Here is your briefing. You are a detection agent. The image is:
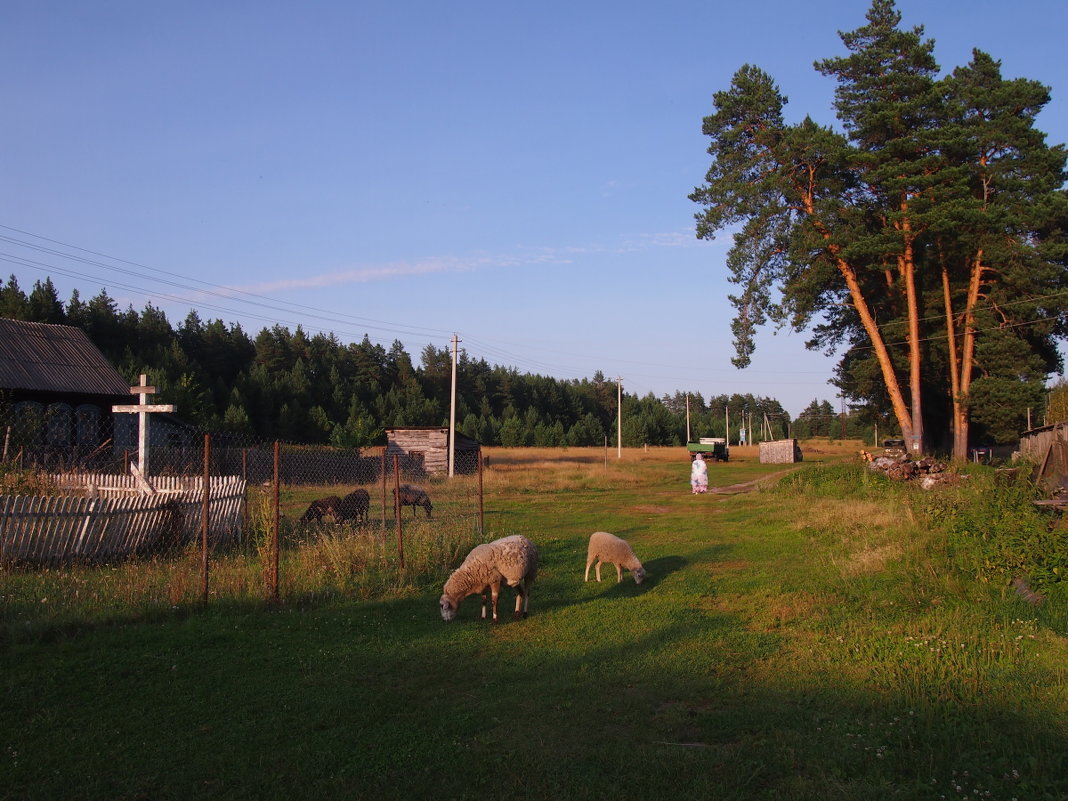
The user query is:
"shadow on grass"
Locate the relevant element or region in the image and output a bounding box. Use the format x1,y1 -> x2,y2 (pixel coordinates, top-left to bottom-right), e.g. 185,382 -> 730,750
6,581 -> 1068,801
639,555 -> 688,588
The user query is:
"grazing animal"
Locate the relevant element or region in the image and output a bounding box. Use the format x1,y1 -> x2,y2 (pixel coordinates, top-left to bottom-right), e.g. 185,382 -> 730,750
300,495 -> 341,523
394,483 -> 433,518
334,489 -> 370,526
440,534 -> 538,623
585,530 -> 646,584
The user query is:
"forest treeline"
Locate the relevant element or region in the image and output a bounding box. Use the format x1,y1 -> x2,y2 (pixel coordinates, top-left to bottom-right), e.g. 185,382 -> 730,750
0,275 -> 864,447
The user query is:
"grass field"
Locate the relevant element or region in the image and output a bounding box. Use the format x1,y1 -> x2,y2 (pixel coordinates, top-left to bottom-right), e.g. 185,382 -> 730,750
2,443 -> 1067,800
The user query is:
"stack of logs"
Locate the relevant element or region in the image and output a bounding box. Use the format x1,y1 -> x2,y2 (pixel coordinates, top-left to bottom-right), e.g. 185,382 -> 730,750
859,451 -> 960,488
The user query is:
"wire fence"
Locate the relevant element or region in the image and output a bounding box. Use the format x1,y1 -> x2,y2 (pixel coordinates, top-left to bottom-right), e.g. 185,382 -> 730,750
1,421 -> 488,609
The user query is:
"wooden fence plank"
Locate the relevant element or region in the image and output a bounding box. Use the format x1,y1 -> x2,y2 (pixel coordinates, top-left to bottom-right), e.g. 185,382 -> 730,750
0,475 -> 247,565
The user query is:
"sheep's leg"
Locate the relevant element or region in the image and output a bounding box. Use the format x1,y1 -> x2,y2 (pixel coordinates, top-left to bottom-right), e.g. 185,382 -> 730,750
584,560 -> 593,582
615,563 -> 623,583
480,590 -> 489,620
512,581 -> 527,619
595,561 -> 603,582
489,582 -> 500,623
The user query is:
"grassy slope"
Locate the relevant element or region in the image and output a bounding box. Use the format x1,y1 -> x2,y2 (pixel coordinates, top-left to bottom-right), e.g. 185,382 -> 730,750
2,444 -> 1067,800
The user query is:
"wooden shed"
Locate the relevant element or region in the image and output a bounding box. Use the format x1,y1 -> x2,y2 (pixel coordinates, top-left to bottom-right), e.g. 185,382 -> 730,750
759,438 -> 803,464
384,427 -> 481,476
0,318 -> 130,465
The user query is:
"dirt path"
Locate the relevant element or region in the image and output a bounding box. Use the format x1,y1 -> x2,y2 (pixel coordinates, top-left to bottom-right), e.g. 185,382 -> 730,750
708,467 -> 800,495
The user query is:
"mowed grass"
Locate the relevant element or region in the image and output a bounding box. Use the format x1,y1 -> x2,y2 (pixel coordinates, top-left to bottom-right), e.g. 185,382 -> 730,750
2,443 -> 1067,800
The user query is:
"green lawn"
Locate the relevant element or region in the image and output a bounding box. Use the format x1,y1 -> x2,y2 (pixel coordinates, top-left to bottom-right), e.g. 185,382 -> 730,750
2,447 -> 1066,800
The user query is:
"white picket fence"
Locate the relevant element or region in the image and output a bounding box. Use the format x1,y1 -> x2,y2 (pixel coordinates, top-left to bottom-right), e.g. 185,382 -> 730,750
0,474 -> 247,565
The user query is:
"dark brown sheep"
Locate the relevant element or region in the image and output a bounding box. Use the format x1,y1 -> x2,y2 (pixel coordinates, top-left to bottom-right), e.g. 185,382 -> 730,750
334,489 -> 370,526
299,495 -> 341,523
393,483 -> 433,518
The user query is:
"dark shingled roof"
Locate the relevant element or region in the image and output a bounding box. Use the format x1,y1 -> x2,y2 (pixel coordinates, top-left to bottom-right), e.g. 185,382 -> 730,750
0,318 -> 129,397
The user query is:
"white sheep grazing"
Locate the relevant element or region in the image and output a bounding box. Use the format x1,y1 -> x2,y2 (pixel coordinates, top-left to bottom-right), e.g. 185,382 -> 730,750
439,534 -> 538,623
585,530 -> 646,584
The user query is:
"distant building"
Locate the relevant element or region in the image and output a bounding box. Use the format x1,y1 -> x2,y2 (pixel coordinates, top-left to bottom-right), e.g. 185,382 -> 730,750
385,427 -> 481,476
759,438 -> 803,464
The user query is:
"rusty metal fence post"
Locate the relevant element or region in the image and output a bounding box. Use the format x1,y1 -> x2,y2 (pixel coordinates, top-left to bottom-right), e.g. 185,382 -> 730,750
270,441 -> 280,603
240,447 -> 249,532
478,450 -> 485,535
392,453 -> 404,569
380,447 -> 387,540
200,433 -> 211,604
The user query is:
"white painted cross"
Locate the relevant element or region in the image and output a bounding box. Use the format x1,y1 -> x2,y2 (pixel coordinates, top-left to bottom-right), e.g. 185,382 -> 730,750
111,374 -> 176,478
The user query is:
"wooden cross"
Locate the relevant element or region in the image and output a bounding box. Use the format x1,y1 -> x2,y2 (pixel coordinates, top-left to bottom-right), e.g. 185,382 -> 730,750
111,374 -> 176,478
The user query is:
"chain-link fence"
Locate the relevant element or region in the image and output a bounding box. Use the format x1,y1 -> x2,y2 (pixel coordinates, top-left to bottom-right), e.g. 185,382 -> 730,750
1,415 -> 487,608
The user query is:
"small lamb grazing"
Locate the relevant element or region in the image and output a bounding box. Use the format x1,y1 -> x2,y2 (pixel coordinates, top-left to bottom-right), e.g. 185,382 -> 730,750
334,489 -> 370,526
394,483 -> 433,518
440,534 -> 538,623
300,495 -> 341,524
585,530 -> 646,584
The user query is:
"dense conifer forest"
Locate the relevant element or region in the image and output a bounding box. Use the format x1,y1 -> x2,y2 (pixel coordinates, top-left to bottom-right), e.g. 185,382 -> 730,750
0,275 -> 862,447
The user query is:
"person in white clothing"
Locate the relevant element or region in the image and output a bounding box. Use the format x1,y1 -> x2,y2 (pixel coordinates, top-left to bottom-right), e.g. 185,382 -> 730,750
690,452 -> 708,494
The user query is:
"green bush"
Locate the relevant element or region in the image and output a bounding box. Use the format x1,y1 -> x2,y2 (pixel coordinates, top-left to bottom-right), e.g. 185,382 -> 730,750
915,467 -> 1068,591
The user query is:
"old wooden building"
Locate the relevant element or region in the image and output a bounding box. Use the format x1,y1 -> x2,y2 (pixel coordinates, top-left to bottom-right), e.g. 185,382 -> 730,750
759,438 -> 803,464
384,427 -> 481,476
0,318 -> 130,466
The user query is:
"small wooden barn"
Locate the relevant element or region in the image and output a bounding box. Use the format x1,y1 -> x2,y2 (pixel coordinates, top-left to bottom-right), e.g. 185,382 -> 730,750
759,438 -> 803,464
384,427 -> 481,476
0,318 -> 130,465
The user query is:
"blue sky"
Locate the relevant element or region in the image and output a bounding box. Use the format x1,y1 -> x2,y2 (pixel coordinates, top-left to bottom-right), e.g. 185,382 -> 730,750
2,0 -> 1065,417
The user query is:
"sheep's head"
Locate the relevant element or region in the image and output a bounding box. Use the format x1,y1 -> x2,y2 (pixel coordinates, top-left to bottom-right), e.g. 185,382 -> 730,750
633,566 -> 646,585
439,595 -> 459,622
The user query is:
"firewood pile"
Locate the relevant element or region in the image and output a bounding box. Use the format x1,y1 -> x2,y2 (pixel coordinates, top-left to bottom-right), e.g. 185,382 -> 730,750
859,451 -> 962,488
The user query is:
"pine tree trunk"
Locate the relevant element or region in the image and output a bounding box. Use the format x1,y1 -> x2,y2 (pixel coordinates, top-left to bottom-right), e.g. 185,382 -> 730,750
956,250 -> 985,460
901,226 -> 925,456
836,255 -> 914,447
941,257 -> 969,462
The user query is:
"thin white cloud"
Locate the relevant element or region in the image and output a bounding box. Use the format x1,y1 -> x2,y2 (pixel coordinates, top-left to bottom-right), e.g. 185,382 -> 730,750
235,231 -> 704,293
243,258 -> 462,293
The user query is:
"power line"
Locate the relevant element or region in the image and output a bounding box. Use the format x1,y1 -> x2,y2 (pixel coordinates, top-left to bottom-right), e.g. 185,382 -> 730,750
0,224 -> 843,399
0,225 -> 455,340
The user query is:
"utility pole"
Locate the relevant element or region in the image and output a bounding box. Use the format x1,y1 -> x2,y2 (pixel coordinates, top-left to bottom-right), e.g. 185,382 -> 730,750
685,394 -> 691,443
448,333 -> 460,477
616,376 -> 623,459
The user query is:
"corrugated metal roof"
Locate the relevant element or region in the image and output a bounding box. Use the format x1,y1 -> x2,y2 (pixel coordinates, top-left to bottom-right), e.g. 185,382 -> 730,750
0,318 -> 130,396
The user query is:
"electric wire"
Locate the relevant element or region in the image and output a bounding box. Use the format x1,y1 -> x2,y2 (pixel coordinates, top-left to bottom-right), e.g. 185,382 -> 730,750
16,223 -> 1063,398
